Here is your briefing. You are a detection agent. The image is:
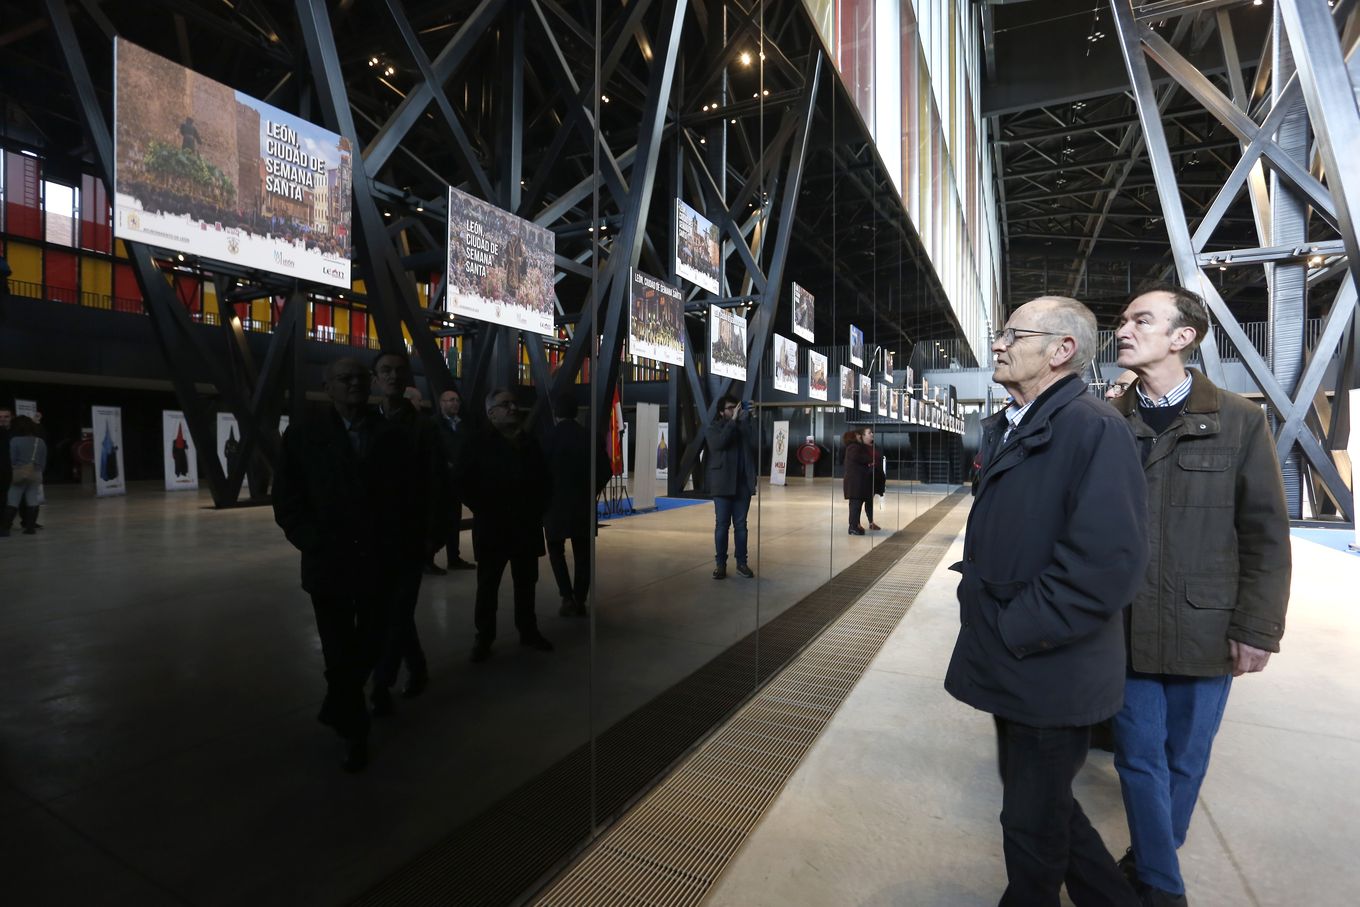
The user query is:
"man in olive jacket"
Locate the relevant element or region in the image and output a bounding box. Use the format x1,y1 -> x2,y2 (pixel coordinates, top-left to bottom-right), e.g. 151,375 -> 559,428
945,296 -> 1147,906
1109,286 -> 1290,907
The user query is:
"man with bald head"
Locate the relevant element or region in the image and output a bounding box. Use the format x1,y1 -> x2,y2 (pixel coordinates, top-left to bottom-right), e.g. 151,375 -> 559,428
273,357 -> 426,772
946,296 -> 1148,905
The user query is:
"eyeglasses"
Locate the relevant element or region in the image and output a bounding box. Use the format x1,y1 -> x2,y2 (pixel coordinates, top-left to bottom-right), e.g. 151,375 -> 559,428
992,327 -> 1063,347
490,400 -> 518,411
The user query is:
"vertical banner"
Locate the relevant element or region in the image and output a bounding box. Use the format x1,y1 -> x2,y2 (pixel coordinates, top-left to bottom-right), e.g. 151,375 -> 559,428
808,350 -> 829,400
675,199 -> 721,293
859,374 -> 872,413
770,420 -> 790,486
772,333 -> 799,394
216,412 -> 248,498
877,384 -> 890,417
709,305 -> 749,380
791,282 -> 815,342
92,406 -> 127,497
839,366 -> 855,409
849,324 -> 865,366
656,423 -> 670,482
163,410 -> 199,491
633,402 -> 661,510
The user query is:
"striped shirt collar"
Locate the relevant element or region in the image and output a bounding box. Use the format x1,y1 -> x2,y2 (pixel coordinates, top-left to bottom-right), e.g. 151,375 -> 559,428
1001,399 -> 1034,442
1136,371 -> 1193,408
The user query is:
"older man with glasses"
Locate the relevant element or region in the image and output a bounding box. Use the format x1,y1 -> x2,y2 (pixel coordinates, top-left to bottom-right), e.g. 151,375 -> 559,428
946,296 -> 1148,906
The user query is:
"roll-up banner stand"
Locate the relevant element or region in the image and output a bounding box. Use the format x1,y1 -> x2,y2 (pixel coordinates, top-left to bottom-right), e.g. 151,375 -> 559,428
163,410 -> 199,491
217,412 -> 248,499
770,421 -> 790,487
633,402 -> 661,510
92,405 -> 127,497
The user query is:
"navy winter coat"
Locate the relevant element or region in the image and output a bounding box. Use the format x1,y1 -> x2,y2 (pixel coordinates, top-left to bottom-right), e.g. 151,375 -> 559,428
944,375 -> 1149,727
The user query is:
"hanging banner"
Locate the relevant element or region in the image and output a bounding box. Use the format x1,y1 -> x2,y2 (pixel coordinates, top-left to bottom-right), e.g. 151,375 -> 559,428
675,199 -> 720,293
15,399 -> 38,420
884,351 -> 895,381
808,350 -> 829,401
770,420 -> 790,486
162,410 -> 199,491
791,282 -> 815,342
709,304 -> 748,380
446,186 -> 556,336
849,324 -> 865,367
113,39 -> 352,288
629,269 -> 685,365
656,422 -> 670,482
773,332 -> 799,394
839,366 -> 855,409
877,383 -> 890,417
216,412 -> 248,498
92,405 -> 127,497
859,374 -> 872,413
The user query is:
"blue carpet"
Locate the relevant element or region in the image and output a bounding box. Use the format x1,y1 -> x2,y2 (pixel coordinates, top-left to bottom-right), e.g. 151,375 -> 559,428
1291,527 -> 1360,555
597,496 -> 709,520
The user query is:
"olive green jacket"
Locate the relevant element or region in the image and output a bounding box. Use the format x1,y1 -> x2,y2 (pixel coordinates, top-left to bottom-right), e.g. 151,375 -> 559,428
1112,369 -> 1291,676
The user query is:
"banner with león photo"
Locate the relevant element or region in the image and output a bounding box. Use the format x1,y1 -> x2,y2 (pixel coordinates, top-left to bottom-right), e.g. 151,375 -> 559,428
772,333 -> 798,394
446,186 -> 556,336
629,269 -> 685,366
676,199 -> 720,293
808,350 -> 829,401
709,305 -> 748,381
791,282 -> 815,342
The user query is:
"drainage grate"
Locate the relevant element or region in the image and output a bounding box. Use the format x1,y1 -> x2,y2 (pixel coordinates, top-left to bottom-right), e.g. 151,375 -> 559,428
530,496 -> 969,907
357,492 -> 967,907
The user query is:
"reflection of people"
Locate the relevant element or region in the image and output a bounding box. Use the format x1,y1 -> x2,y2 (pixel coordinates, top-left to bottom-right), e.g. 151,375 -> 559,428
1108,287 -> 1290,907
179,116 -> 201,153
430,389 -> 475,573
705,395 -> 756,579
459,389 -> 554,662
3,416 -> 46,537
272,358 -> 414,772
543,392 -> 611,618
841,429 -> 878,535
945,296 -> 1146,906
1104,369 -> 1138,401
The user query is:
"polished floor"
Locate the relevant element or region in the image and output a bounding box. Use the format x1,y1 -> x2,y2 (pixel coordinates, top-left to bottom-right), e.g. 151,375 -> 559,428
0,478 -> 947,906
707,525 -> 1360,907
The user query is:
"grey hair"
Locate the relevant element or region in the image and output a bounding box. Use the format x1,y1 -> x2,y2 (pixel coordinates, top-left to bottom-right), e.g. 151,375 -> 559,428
485,387 -> 514,414
1032,296 -> 1098,373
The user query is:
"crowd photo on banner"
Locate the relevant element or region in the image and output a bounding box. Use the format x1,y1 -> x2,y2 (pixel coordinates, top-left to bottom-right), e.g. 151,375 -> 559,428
709,305 -> 748,381
446,186 -> 556,337
628,269 -> 685,366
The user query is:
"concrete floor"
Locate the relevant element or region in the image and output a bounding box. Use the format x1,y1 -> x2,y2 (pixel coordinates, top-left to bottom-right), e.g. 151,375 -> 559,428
0,478 -> 946,906
706,523 -> 1360,907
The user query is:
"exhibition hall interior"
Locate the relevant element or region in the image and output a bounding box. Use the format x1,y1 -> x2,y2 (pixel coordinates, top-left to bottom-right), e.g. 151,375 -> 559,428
0,1 -> 1356,905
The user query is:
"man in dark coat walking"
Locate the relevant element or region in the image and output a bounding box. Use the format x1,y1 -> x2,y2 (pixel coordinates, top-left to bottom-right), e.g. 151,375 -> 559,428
945,296 -> 1148,906
705,394 -> 757,579
430,388 -> 475,573
543,391 -> 611,617
272,357 -> 426,772
458,388 -> 554,662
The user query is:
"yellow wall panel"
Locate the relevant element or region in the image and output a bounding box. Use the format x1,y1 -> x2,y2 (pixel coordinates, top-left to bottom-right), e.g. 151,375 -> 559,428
114,239 -> 129,259
6,242 -> 42,285
352,279 -> 367,296
401,321 -> 412,344
334,307 -> 350,338
251,299 -> 270,326
203,282 -> 219,319
81,257 -> 112,301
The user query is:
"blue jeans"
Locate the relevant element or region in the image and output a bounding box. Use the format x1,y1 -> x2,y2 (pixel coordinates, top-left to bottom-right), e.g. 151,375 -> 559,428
712,494 -> 751,566
1113,671 -> 1232,895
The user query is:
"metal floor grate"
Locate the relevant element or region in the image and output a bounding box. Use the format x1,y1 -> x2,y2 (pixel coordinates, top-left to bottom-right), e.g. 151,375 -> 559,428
531,496 -> 969,907
357,492 -> 967,907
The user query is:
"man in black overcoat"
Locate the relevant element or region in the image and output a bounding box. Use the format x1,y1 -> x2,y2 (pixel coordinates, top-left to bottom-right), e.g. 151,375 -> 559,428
430,388 -> 475,573
944,296 -> 1148,906
542,391 -> 611,617
705,394 -> 757,579
457,388 -> 554,662
272,357 -> 426,772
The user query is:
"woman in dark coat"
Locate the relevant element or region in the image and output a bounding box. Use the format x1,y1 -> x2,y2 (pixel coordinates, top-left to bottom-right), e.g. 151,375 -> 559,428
842,428 -> 879,534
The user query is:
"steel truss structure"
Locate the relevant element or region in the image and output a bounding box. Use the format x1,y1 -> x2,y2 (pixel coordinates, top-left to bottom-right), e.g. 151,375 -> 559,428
24,0 -> 964,506
1109,0 -> 1357,521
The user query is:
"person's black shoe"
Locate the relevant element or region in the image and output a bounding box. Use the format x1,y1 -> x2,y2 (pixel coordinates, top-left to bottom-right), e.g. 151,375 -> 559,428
735,563 -> 754,578
470,640 -> 492,662
1137,883 -> 1187,907
520,633 -> 554,652
868,522 -> 882,531
340,737 -> 368,773
712,564 -> 727,579
401,670 -> 429,699
423,560 -> 447,576
1117,848 -> 1137,885
848,526 -> 865,536
371,687 -> 395,717
559,596 -> 587,617
450,557 -> 477,570
21,527 -> 36,535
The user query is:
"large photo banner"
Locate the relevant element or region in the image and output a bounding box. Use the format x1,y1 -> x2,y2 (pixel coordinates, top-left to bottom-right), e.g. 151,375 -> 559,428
217,412 -> 248,498
114,39 -> 352,289
709,305 -> 748,381
849,324 -> 865,367
773,333 -> 798,394
791,282 -> 815,342
676,199 -> 720,293
770,421 -> 790,486
446,186 -> 556,336
163,410 -> 199,491
629,269 -> 685,365
839,366 -> 855,409
808,350 -> 829,401
92,406 -> 127,498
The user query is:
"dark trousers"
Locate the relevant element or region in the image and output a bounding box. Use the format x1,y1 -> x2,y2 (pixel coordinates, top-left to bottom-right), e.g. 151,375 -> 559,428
474,553 -> 539,642
439,496 -> 464,561
848,497 -> 873,527
993,716 -> 1138,907
310,583 -> 383,741
546,528 -> 590,601
373,566 -> 427,691
712,493 -> 751,565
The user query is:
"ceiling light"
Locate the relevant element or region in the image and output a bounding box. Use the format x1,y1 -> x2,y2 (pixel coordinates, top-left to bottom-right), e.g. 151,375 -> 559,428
601,95 -> 610,103
739,51 -> 752,66
1308,255 -> 1323,267
415,205 -> 423,212
368,57 -> 378,67
762,89 -> 770,96
385,66 -> 395,76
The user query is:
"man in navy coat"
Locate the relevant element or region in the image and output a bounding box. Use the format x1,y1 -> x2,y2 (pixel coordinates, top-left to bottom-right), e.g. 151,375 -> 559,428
945,296 -> 1148,906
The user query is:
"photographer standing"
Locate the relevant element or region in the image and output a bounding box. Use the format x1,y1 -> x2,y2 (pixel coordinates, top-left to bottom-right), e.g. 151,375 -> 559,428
705,395 -> 757,579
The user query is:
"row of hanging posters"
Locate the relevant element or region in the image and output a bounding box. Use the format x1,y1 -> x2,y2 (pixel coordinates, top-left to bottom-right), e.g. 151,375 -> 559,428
112,38 -> 353,288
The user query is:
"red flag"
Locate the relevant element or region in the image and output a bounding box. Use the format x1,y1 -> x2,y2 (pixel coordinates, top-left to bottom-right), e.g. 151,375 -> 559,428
608,383 -> 624,476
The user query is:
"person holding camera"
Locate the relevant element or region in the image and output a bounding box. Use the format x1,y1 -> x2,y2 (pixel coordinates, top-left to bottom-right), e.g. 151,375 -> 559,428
705,395 -> 757,579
